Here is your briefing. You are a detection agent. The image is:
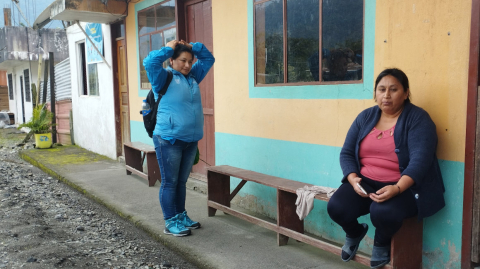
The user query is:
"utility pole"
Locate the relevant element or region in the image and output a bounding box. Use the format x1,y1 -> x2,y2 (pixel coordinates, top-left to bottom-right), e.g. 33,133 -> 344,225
49,52 -> 56,144
11,0 -> 31,27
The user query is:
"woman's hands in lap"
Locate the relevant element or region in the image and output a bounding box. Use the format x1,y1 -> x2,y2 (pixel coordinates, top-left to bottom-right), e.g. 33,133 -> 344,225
347,173 -> 399,202
369,185 -> 398,203
347,173 -> 369,198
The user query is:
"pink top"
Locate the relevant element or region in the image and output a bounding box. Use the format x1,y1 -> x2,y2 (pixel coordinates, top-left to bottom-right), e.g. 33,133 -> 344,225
359,125 -> 401,182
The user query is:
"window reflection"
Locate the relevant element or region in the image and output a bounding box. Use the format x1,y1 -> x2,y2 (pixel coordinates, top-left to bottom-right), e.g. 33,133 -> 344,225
287,0 -> 319,83
322,0 -> 363,82
254,0 -> 363,85
156,0 -> 175,30
255,0 -> 284,85
139,35 -> 151,89
138,8 -> 155,35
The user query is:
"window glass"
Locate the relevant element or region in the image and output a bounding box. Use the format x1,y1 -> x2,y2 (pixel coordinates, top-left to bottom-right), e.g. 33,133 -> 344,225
151,32 -> 164,51
155,0 -> 175,30
322,0 -> 363,82
287,0 -> 319,83
23,69 -> 31,102
164,28 -> 176,44
88,64 -> 99,96
255,0 -> 284,85
139,35 -> 151,89
8,74 -> 13,100
138,8 -> 155,35
138,1 -> 177,89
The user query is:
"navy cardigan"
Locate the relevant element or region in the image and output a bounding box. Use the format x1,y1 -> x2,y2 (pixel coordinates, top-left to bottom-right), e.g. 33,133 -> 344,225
340,102 -> 445,220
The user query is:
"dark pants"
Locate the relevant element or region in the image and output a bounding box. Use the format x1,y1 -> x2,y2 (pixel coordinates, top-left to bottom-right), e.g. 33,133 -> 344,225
327,176 -> 417,246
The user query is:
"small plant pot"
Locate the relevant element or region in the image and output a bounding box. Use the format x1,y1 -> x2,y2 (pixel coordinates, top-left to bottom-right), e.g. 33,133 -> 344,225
34,133 -> 52,149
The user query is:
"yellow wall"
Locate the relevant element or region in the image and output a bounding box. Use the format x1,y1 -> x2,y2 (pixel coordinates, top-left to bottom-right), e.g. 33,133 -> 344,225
374,0 -> 471,162
212,0 -> 471,163
126,0 -> 143,123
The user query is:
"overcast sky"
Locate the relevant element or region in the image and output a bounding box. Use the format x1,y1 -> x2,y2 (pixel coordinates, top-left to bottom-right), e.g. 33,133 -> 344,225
0,0 -> 62,28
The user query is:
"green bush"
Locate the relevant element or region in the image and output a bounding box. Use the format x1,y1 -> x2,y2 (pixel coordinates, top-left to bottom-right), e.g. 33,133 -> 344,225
18,104 -> 54,134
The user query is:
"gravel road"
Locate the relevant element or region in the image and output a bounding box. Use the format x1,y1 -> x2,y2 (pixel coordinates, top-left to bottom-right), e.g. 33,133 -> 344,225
0,129 -> 198,269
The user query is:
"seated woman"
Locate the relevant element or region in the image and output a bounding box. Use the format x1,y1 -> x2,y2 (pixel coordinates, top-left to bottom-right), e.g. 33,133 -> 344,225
327,68 -> 445,268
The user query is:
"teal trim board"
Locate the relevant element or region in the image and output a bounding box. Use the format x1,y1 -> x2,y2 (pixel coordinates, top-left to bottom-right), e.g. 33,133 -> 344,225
216,132 -> 463,269
135,0 -> 168,98
130,120 -> 154,146
248,0 -> 376,99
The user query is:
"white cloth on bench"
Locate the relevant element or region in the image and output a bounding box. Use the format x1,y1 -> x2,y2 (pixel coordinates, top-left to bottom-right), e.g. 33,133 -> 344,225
295,185 -> 336,220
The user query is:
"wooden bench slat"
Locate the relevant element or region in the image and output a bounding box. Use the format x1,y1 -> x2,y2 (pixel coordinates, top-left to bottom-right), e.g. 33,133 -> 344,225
208,165 -> 331,201
124,141 -> 156,153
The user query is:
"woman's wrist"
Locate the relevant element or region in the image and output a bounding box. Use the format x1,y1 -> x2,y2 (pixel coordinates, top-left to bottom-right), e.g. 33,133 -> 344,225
395,184 -> 401,195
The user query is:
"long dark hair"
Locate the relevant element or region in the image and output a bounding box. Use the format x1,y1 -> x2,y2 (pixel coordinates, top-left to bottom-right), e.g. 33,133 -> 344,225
374,68 -> 411,102
172,44 -> 194,60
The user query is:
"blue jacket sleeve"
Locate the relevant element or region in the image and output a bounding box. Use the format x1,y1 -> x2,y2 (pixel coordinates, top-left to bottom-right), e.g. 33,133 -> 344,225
401,110 -> 438,183
189,42 -> 215,83
143,47 -> 174,93
339,112 -> 364,182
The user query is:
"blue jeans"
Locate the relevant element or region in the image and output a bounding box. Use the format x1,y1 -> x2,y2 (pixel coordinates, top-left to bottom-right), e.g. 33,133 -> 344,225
153,136 -> 198,220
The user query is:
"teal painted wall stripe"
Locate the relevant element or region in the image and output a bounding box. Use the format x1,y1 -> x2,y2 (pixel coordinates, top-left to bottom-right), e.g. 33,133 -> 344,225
130,120 -> 154,146
247,0 -> 376,99
216,132 -> 463,269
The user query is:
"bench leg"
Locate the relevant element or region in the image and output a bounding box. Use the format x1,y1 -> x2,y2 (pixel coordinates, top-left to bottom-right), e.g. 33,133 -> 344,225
390,217 -> 423,269
146,152 -> 161,187
277,190 -> 304,246
124,146 -> 143,173
207,171 -> 230,217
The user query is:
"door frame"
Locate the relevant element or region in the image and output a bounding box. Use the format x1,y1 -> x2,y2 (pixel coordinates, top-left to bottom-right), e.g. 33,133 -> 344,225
463,0 -> 480,268
176,0 -> 215,177
111,19 -> 130,158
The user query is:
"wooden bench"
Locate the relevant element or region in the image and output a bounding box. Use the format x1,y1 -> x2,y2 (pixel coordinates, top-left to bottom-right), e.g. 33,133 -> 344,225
124,142 -> 161,187
207,165 -> 423,269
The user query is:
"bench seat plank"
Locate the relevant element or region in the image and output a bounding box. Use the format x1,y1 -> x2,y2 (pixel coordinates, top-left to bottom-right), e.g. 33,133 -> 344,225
208,165 -> 329,201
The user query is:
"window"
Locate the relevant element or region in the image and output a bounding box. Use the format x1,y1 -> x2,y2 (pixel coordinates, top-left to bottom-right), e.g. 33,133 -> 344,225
23,69 -> 31,102
7,74 -> 13,100
138,0 -> 176,89
254,0 -> 364,85
78,41 -> 99,96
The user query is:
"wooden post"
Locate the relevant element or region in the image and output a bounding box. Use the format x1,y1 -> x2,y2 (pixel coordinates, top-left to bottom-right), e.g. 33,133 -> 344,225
36,54 -> 42,106
49,52 -> 56,144
42,59 -> 49,104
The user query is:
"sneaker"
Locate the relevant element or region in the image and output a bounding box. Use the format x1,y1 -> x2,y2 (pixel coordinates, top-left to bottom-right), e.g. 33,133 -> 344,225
164,216 -> 191,237
177,211 -> 201,229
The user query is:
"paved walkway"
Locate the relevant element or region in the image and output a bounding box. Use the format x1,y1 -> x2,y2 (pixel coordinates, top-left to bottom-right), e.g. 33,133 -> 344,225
20,145 -> 367,269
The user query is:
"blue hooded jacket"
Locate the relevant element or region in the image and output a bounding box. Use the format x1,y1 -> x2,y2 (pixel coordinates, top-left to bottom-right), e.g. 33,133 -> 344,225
143,42 -> 215,143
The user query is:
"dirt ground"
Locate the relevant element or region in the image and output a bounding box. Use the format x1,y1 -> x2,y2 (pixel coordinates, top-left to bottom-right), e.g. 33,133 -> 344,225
0,128 -> 198,269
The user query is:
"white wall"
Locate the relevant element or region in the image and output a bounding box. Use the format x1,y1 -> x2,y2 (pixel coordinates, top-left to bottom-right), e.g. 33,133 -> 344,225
67,23 -> 117,159
7,63 -> 39,124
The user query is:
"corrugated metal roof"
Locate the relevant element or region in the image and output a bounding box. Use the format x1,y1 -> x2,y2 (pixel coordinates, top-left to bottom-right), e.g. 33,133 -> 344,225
42,58 -> 71,102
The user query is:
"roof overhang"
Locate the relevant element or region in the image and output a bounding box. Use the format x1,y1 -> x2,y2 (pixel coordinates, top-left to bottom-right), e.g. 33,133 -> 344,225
34,0 -> 127,29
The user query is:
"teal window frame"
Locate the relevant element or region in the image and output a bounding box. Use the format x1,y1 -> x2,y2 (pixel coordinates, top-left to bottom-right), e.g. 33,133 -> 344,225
248,0 -> 376,99
135,0 -> 176,97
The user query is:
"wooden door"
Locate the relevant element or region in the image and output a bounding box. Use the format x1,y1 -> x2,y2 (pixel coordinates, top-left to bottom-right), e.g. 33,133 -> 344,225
184,0 -> 214,177
117,39 -> 130,154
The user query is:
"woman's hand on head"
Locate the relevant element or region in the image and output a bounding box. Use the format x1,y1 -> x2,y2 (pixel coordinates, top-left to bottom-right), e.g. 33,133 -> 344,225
369,185 -> 398,203
166,40 -> 178,49
179,40 -> 193,49
347,173 -> 369,198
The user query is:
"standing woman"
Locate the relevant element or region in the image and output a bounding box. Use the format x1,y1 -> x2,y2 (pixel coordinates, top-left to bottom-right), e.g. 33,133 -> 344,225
143,40 -> 215,237
327,68 -> 445,268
